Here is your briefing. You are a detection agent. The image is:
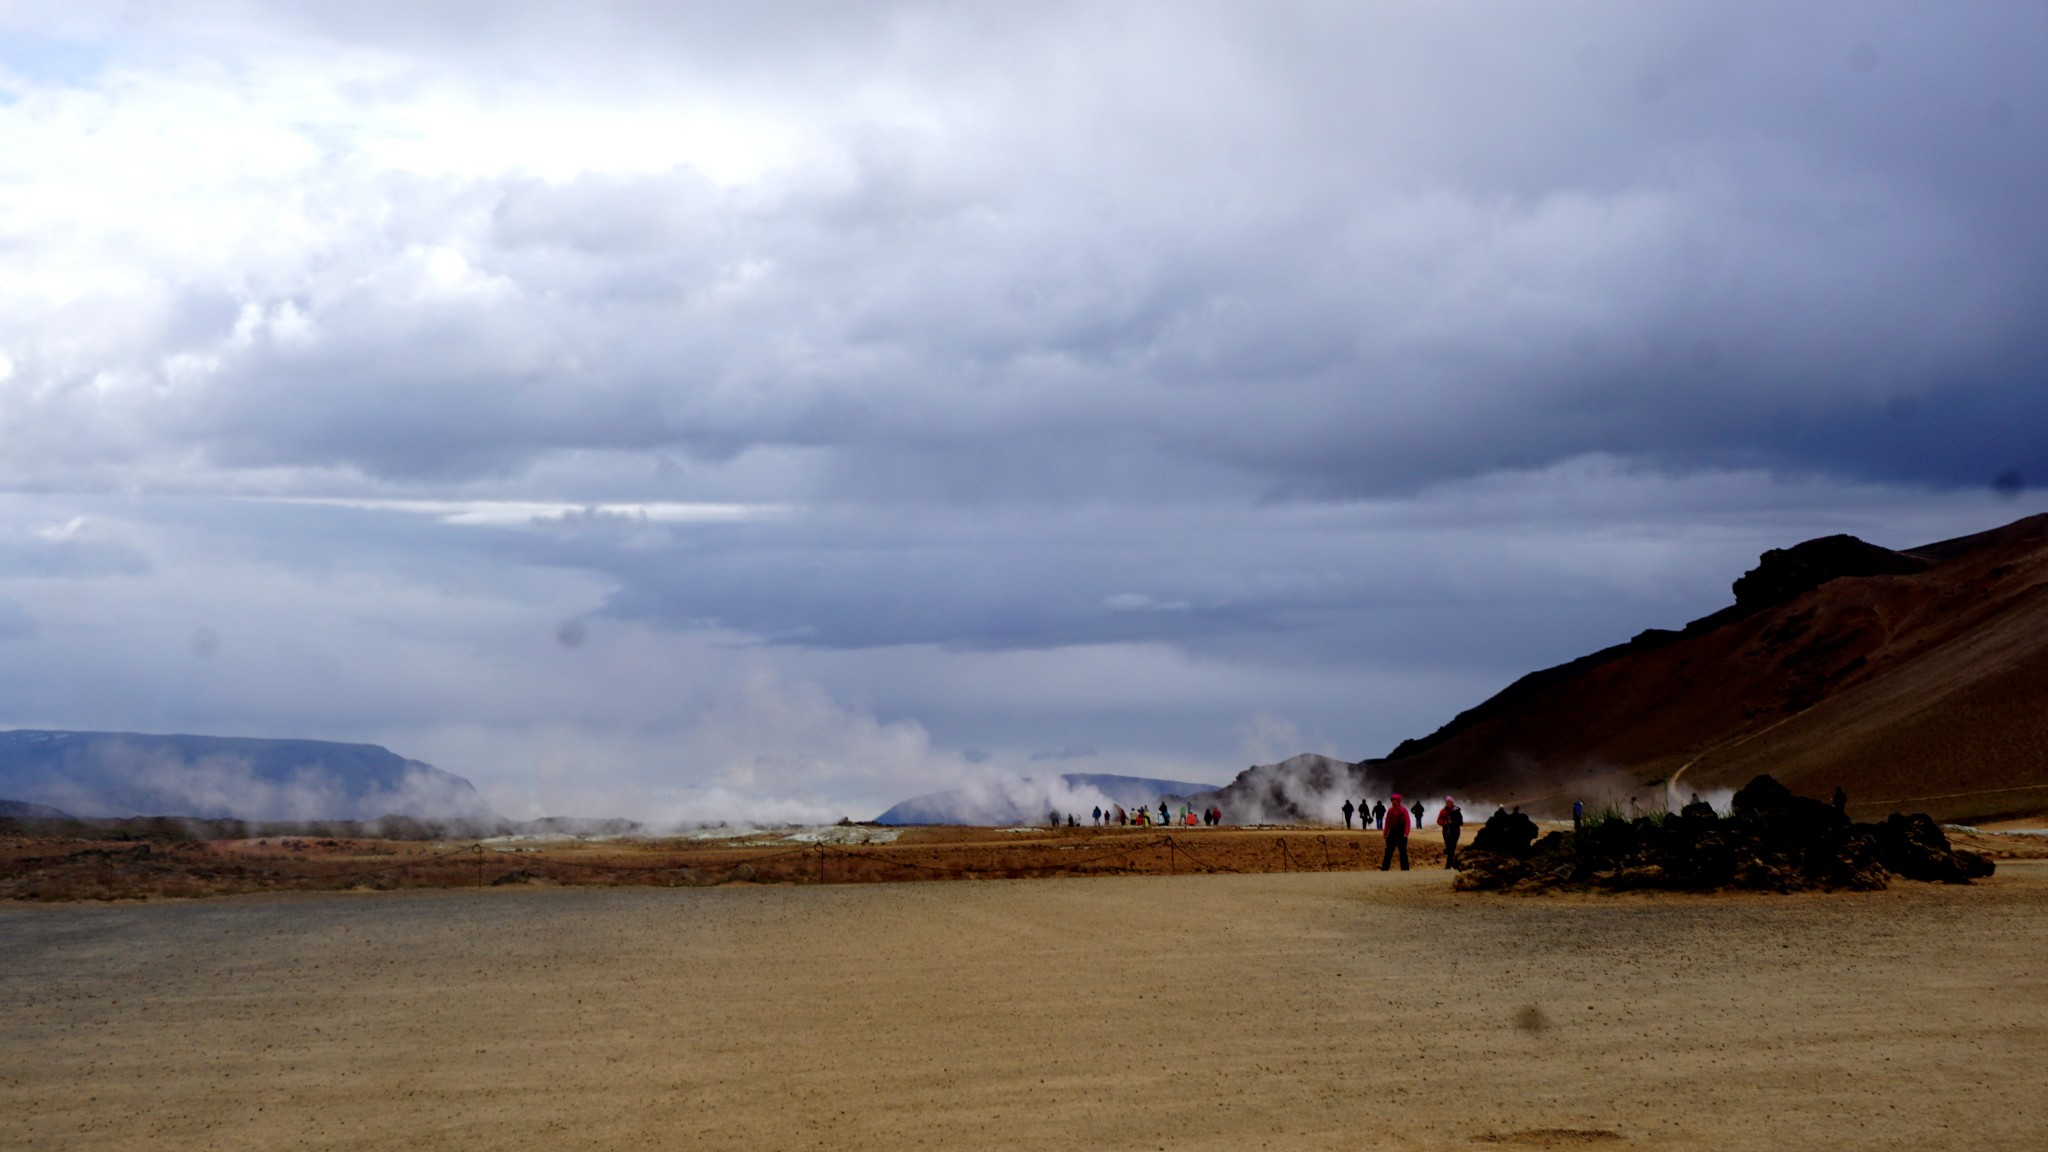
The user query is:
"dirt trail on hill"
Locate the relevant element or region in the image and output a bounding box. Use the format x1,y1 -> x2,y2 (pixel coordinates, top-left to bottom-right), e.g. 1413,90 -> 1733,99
5,867 -> 2048,1151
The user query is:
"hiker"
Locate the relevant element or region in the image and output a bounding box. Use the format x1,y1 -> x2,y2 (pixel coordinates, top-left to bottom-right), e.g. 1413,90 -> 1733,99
1159,801 -> 1170,825
1050,811 -> 1061,829
1093,806 -> 1103,826
1341,799 -> 1356,830
1436,796 -> 1464,869
1572,799 -> 1584,830
1067,813 -> 1077,828
1371,799 -> 1386,830
1410,798 -> 1425,831
1380,792 -> 1411,871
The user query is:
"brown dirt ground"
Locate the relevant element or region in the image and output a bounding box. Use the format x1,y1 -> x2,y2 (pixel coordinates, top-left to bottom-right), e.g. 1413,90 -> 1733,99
4,861 -> 2047,1150
0,827 -> 1465,900
7,823 -> 2042,902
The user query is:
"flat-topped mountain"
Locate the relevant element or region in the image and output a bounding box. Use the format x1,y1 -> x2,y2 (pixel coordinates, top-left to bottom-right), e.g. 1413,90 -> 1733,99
0,730 -> 496,822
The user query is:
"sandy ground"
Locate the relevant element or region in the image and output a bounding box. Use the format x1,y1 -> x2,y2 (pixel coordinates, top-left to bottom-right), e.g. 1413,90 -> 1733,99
4,864 -> 2047,1151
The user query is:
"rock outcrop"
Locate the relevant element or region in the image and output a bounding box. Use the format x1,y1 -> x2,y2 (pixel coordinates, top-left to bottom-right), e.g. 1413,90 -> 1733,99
1452,774 -> 1995,893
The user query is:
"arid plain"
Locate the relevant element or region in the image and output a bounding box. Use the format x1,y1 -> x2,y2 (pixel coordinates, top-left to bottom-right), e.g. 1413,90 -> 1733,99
6,862 -> 2048,1151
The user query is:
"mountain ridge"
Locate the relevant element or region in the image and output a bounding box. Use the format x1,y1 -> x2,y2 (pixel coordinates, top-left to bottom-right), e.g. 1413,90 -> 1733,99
0,730 -> 496,822
1201,512 -> 2048,825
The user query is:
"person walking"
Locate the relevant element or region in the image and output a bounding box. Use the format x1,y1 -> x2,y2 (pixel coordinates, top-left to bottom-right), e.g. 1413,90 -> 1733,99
1410,798 -> 1425,833
1371,799 -> 1386,830
1093,806 -> 1103,826
1379,793 -> 1412,871
1436,796 -> 1464,869
1341,798 -> 1356,830
1572,799 -> 1584,831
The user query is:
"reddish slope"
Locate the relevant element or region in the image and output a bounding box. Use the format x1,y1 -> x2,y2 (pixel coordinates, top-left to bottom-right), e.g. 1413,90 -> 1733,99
1368,513 -> 2048,823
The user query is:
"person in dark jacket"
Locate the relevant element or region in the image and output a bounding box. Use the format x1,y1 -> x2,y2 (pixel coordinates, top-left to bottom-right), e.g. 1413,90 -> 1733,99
1371,800 -> 1386,830
1410,799 -> 1425,831
1380,793 -> 1411,871
1436,796 -> 1464,869
1341,798 -> 1356,830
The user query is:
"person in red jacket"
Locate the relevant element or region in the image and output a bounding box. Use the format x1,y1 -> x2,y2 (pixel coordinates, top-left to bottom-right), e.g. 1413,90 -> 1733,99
1380,792 -> 1411,871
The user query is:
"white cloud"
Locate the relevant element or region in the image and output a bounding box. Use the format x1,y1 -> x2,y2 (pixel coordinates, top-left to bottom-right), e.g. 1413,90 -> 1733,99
258,498 -> 791,527
0,4 -> 2045,821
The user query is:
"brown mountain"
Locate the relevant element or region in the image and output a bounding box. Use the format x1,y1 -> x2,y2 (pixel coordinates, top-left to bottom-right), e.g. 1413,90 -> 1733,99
1380,511 -> 2048,823
1206,512 -> 2048,825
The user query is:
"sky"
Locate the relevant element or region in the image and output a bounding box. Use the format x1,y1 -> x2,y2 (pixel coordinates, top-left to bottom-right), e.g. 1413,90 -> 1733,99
1,1 -> 2043,822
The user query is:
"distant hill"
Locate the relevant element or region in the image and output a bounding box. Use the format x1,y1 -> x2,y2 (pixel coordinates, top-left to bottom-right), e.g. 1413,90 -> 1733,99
876,773 -> 1219,826
0,730 -> 496,822
1173,754 -> 1372,825
0,798 -> 72,819
1206,512 -> 2048,825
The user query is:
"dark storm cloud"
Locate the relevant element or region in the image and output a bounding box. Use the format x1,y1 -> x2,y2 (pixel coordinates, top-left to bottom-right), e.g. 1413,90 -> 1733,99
6,2 -> 2048,815
8,2 -> 2045,501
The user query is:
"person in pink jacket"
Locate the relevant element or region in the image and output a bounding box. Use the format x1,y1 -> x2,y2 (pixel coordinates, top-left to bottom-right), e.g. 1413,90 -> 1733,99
1380,792 -> 1412,871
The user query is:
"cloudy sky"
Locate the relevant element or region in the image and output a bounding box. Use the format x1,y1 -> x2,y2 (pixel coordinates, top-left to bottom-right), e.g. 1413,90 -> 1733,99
2,1 -> 2042,821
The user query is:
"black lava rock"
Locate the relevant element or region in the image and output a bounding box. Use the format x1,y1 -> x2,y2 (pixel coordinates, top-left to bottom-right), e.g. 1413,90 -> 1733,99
1452,774 -> 1992,895
1470,808 -> 1541,856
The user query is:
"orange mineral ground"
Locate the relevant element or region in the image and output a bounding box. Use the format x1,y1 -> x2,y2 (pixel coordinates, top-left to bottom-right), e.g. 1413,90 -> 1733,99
6,862 -> 2048,1151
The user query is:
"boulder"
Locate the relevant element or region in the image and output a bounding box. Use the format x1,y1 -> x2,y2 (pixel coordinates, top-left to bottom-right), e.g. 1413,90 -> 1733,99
1732,773 -> 1847,853
1449,850 -> 1531,891
1805,827 -> 1889,891
1447,775 -> 1990,896
1876,813 -> 1993,884
1470,808 -> 1541,856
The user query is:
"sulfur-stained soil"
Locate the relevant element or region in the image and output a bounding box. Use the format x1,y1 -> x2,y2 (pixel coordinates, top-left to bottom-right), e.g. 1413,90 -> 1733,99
0,825 -> 1462,901
4,861 -> 2048,1151
7,821 -> 2045,902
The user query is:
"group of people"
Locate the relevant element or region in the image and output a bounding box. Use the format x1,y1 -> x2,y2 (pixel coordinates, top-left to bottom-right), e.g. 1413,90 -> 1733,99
1046,793 -> 1465,872
1060,803 -> 1226,829
1341,796 -> 1425,833
1340,794 -> 1464,871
